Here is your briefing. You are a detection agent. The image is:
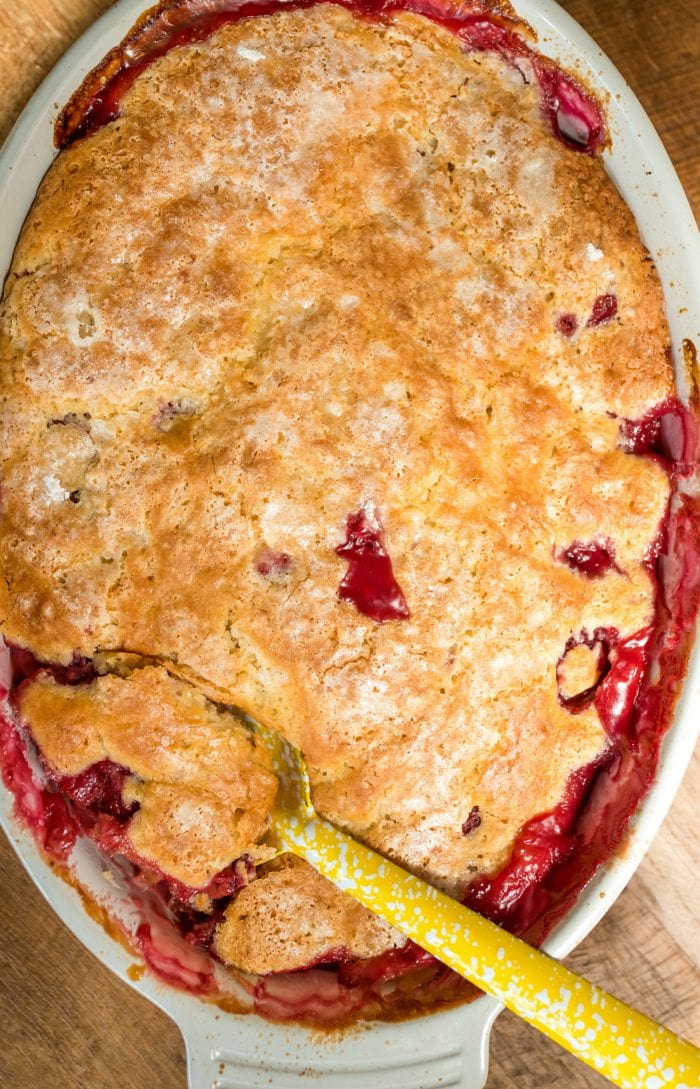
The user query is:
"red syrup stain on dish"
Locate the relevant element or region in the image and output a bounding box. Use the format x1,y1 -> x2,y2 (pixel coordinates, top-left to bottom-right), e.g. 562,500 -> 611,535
54,0 -> 605,156
336,504 -> 410,622
587,292 -> 618,327
559,537 -> 621,578
252,941 -> 465,1024
108,852 -> 219,993
253,944 -> 464,1023
252,967 -> 365,1022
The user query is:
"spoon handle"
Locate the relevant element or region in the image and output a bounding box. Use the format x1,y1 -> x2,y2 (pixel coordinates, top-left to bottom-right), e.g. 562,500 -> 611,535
278,812 -> 700,1089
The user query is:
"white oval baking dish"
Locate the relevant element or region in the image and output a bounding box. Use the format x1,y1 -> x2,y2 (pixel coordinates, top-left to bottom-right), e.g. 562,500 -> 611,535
0,2 -> 698,1087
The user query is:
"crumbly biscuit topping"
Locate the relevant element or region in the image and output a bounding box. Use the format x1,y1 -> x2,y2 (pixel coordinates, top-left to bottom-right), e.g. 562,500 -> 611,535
17,666 -> 277,887
0,4 -> 672,915
215,856 -> 402,973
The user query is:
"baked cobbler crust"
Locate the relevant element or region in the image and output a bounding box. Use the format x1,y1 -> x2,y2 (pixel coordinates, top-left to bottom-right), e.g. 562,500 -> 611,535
0,4 -> 674,973
18,666 -> 277,887
215,855 -> 402,972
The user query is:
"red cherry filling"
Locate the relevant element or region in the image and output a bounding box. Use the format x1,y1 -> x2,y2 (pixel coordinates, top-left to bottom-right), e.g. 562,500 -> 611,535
9,645 -> 96,688
337,939 -> 437,986
336,505 -> 410,623
59,770 -> 256,904
619,398 -> 697,475
469,491 -> 700,945
464,759 -> 597,931
0,710 -> 81,859
594,627 -> 651,744
461,805 -> 481,835
587,293 -> 618,327
531,64 -> 604,152
559,538 -> 620,578
47,759 -> 137,824
556,312 -> 578,337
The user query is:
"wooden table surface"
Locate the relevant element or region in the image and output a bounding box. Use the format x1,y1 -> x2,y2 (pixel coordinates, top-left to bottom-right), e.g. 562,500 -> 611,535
0,2 -> 698,1087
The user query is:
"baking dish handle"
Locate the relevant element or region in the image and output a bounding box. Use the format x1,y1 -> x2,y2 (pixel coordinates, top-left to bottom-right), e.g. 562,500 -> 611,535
180,997 -> 502,1089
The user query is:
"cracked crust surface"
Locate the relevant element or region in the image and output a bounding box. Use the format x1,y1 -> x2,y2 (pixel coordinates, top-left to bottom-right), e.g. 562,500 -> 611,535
0,0 -> 672,928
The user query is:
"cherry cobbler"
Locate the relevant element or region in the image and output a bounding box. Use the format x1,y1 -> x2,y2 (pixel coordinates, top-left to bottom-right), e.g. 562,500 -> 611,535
1,0 -> 699,1024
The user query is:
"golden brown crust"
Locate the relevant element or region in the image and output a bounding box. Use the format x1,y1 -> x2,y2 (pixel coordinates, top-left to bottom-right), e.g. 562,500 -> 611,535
215,856 -> 402,972
0,3 -> 673,942
17,666 -> 277,887
53,0 -> 529,147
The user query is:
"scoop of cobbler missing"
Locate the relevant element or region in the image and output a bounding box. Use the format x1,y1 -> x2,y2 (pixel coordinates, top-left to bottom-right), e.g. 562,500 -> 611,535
0,0 -> 699,1024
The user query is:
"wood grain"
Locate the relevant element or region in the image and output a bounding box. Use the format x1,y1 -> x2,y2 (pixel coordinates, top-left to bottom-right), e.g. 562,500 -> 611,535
0,2 -> 698,1087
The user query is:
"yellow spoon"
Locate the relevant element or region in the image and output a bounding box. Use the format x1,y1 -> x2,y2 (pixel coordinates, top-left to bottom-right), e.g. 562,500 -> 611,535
254,719 -> 700,1089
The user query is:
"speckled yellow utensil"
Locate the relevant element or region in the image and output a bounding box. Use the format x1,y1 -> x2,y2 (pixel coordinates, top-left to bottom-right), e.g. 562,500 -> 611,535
256,720 -> 700,1089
